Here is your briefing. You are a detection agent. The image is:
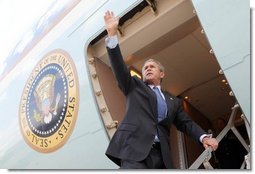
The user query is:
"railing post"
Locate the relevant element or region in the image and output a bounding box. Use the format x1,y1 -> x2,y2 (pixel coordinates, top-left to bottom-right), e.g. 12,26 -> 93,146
188,103 -> 239,169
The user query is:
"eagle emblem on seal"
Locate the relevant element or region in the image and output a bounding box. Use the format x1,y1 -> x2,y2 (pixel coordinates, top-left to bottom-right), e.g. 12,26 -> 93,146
33,74 -> 61,124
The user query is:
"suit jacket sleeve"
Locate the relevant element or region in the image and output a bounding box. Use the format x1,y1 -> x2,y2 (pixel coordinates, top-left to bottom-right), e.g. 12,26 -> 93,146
173,98 -> 207,144
106,45 -> 133,95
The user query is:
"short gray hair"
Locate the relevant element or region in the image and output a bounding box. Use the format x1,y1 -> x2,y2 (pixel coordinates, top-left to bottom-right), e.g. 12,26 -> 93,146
143,59 -> 165,72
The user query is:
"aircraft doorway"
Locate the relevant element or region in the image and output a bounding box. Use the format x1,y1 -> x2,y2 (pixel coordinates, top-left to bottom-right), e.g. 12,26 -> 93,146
87,0 -> 250,169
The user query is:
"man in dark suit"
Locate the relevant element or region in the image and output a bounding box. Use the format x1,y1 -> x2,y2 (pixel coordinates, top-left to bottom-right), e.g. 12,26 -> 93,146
104,10 -> 218,169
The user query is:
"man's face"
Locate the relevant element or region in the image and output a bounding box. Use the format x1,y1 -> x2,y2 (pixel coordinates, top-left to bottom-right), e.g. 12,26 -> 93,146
142,61 -> 164,86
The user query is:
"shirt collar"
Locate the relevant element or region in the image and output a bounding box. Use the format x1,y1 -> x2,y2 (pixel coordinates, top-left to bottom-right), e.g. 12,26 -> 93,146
148,85 -> 161,90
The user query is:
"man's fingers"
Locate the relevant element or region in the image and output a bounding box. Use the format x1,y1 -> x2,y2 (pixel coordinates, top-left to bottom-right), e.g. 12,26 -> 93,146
203,144 -> 208,149
106,10 -> 110,16
203,138 -> 218,151
104,10 -> 119,36
104,11 -> 114,18
104,11 -> 117,25
104,11 -> 110,20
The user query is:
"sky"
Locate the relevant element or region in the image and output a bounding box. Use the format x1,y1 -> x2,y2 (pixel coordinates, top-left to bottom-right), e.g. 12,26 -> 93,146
0,0 -> 254,76
0,0 -> 55,75
0,1 -> 254,76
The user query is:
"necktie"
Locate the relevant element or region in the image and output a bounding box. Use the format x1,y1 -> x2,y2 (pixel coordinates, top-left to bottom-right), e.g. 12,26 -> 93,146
153,87 -> 167,121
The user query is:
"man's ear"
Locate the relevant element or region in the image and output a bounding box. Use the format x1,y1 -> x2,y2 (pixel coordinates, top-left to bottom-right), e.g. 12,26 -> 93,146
160,72 -> 165,79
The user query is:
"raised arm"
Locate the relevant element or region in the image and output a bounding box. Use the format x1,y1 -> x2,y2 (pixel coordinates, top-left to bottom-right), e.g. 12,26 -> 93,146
104,11 -> 133,95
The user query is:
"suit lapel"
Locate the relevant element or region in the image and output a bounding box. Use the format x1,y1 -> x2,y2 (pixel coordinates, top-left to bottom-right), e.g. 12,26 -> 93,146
144,84 -> 158,120
142,81 -> 174,121
163,92 -> 174,119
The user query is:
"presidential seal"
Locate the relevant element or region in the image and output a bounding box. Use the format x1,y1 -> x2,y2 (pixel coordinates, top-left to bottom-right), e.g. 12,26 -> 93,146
19,49 -> 79,153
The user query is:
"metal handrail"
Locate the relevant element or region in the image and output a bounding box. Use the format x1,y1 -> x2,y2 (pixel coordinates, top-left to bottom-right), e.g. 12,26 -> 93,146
189,103 -> 250,169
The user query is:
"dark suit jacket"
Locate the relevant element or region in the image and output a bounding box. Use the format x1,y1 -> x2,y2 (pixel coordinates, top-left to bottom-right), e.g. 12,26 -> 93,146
105,45 -> 206,168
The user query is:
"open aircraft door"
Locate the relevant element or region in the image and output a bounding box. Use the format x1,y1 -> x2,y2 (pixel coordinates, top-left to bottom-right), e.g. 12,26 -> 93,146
189,0 -> 250,169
